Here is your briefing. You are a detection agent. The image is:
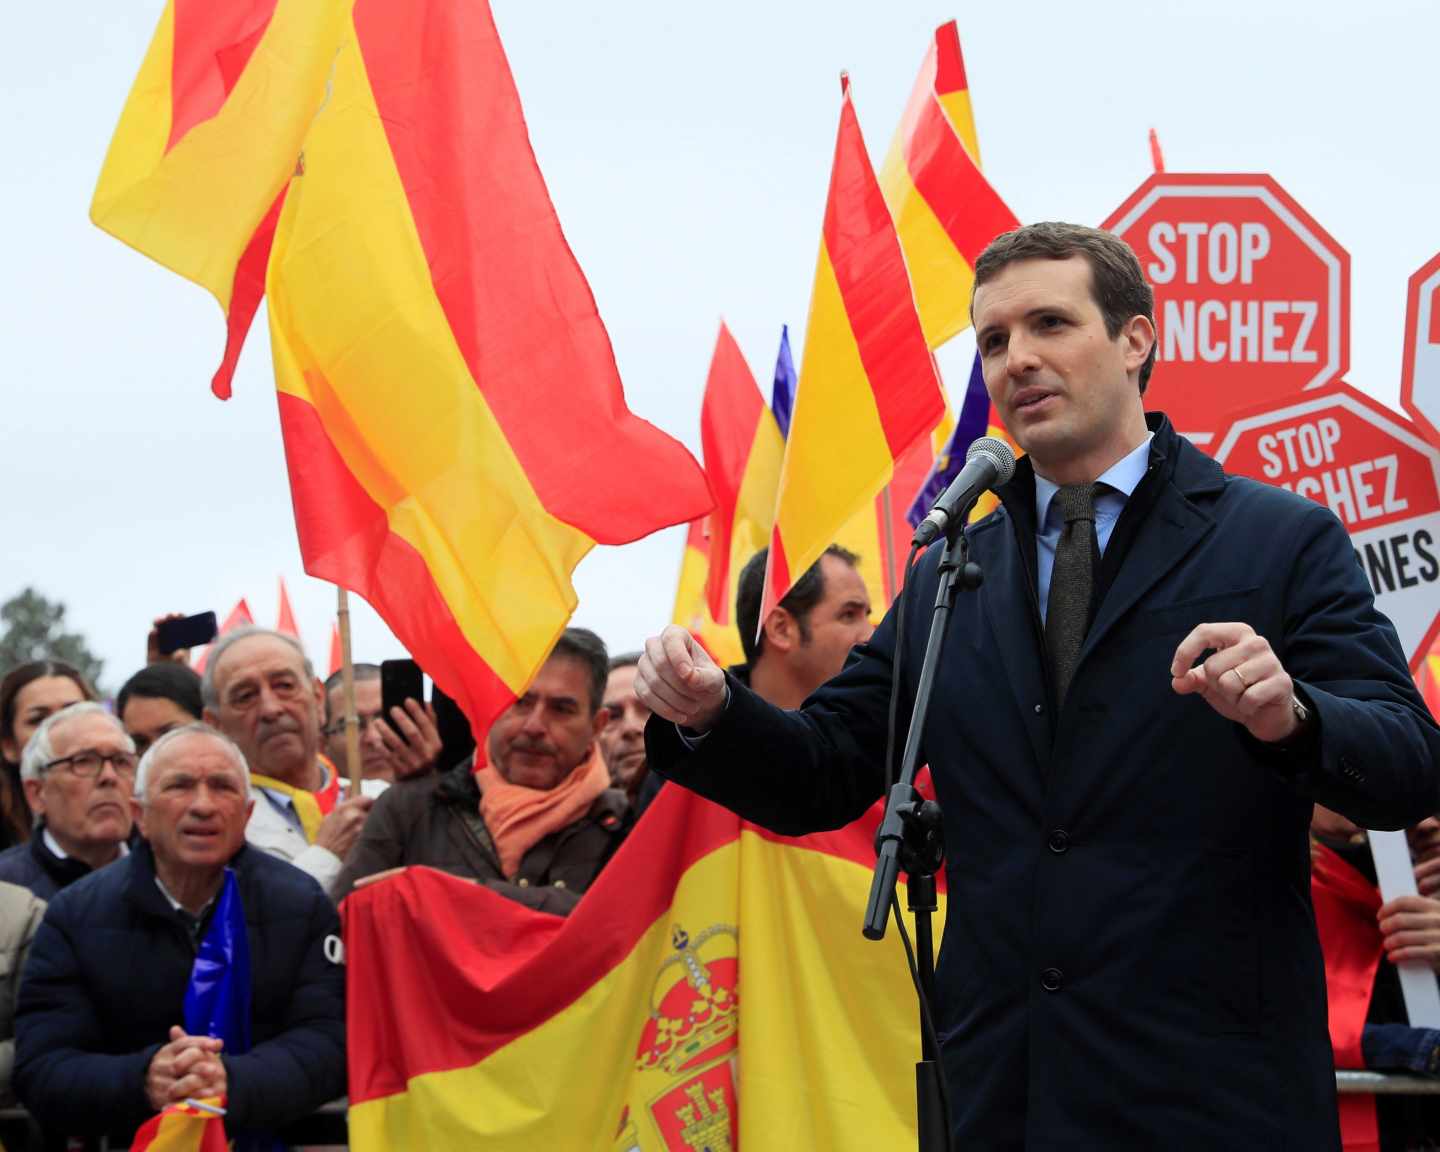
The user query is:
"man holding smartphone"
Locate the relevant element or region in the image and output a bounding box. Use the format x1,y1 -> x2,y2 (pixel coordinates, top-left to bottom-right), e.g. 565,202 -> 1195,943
321,663 -> 443,788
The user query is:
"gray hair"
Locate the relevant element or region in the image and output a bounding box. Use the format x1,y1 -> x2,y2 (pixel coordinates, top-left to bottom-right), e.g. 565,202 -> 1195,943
20,702 -> 133,784
135,723 -> 252,803
200,626 -> 315,711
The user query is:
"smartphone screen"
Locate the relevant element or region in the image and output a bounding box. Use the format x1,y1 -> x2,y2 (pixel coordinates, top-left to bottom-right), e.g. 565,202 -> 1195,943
431,681 -> 476,770
156,612 -> 219,655
379,659 -> 424,742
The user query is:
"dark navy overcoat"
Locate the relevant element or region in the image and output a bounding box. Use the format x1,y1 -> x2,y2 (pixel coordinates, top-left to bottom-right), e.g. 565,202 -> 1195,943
649,415 -> 1440,1150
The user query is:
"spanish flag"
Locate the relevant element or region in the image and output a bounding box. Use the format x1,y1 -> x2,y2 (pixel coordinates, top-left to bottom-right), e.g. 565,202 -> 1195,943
771,330 -> 952,615
671,518 -> 746,670
129,1098 -> 228,1152
100,0 -> 713,741
878,21 -> 1021,351
762,76 -> 946,620
90,0 -> 348,399
701,323 -> 785,624
344,785 -> 941,1149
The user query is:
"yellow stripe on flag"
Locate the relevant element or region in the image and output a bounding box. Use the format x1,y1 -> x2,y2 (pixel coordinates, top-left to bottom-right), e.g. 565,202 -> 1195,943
267,21 -> 591,695
91,0 -> 345,310
774,245 -> 897,587
672,535 -> 747,669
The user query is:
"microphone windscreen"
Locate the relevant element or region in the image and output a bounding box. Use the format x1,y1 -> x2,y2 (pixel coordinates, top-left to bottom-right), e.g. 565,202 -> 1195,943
964,435 -> 1017,485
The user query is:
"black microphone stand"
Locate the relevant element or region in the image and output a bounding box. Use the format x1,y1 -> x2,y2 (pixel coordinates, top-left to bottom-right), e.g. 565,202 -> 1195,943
862,517 -> 983,1152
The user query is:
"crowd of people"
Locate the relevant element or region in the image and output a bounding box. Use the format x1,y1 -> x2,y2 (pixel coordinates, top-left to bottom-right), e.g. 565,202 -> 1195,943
0,538 -> 877,1146
2,221 -> 1440,1150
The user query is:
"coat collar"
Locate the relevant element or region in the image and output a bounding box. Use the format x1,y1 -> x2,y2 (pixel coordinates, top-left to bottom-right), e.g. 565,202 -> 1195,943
122,838 -> 251,922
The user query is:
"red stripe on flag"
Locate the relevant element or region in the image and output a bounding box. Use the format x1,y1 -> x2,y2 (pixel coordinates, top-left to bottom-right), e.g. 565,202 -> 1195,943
701,323 -> 764,620
351,0 -> 709,543
276,390 -> 515,738
344,787 -> 743,1103
210,187 -> 285,399
821,92 -> 941,460
904,97 -> 1020,266
1429,282 -> 1440,345
168,0 -> 279,153
933,21 -> 968,95
764,526 -> 793,629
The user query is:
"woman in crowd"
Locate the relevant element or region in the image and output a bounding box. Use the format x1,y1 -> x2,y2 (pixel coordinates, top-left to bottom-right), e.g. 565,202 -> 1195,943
0,662 -> 96,848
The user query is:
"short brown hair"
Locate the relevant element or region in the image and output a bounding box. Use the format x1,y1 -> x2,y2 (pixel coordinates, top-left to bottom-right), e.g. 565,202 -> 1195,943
972,222 -> 1157,393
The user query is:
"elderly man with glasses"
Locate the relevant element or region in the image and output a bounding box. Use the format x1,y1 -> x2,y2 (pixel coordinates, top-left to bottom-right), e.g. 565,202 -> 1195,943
13,722 -> 345,1146
0,703 -> 136,900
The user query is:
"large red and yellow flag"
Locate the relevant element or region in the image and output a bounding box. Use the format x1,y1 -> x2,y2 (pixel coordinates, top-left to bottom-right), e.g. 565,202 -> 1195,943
90,0 -> 348,398
344,785 -> 941,1149
671,518 -> 746,669
762,77 -> 946,620
700,323 -> 785,624
100,0 -> 713,741
878,21 -> 1021,350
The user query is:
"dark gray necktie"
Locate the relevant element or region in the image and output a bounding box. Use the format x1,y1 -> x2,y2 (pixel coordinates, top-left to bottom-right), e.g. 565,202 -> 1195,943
1046,483 -> 1099,704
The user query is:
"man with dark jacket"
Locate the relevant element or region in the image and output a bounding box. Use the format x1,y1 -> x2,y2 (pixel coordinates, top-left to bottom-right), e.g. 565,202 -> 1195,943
0,703 -> 136,900
14,724 -> 344,1143
637,223 -> 1440,1149
336,628 -> 629,913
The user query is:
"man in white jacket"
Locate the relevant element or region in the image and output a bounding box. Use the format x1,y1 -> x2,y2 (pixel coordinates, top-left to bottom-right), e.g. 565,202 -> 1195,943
201,628 -> 371,896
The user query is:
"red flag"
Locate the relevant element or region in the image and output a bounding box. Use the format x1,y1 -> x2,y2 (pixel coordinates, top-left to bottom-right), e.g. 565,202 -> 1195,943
1310,840 -> 1382,1151
1148,127 -> 1166,174
328,621 -> 343,679
276,577 -> 301,640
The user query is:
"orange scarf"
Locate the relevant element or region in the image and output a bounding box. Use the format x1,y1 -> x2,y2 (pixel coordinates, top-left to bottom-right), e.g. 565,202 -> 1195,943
474,746 -> 610,878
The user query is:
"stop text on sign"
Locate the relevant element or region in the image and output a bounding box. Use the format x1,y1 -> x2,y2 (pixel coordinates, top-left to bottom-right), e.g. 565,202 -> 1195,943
1212,383 -> 1440,667
1103,174 -> 1349,439
1255,416 -> 1407,527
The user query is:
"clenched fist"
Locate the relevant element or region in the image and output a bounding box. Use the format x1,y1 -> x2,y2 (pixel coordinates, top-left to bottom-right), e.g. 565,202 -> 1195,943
636,626 -> 728,734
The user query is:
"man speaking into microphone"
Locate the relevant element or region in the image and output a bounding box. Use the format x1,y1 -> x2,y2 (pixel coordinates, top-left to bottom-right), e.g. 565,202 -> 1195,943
636,222 -> 1440,1150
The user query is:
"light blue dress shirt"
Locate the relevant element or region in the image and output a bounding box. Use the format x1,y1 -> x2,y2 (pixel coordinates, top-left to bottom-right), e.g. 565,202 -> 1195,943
1035,434 -> 1153,623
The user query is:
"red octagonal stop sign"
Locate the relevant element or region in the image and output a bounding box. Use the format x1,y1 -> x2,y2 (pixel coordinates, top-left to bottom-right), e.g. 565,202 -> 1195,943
1401,250 -> 1440,450
1212,382 -> 1440,669
1104,174 -> 1350,444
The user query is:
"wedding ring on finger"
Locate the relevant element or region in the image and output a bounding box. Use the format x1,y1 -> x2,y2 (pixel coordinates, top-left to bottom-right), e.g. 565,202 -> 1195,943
1229,666 -> 1251,691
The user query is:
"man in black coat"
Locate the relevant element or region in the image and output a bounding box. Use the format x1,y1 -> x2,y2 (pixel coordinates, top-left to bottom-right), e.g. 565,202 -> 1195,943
15,724 -> 345,1143
637,222 -> 1440,1150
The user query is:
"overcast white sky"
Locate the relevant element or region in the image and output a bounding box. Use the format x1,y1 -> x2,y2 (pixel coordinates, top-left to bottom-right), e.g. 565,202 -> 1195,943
4,1 -> 1439,691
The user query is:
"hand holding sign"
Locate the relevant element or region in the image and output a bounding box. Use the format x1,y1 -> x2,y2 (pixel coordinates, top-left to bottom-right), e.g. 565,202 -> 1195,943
1169,621 -> 1301,744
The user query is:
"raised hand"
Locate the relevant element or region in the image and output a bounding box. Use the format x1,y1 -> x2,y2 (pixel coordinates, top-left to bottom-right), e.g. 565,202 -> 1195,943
636,625 -> 727,734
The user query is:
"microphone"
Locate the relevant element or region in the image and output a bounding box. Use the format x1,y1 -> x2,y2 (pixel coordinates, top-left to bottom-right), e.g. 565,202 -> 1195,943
912,436 -> 1016,547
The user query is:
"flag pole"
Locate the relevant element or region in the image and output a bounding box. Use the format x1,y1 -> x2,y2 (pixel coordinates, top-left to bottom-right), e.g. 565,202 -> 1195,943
879,483 -> 900,604
336,588 -> 362,794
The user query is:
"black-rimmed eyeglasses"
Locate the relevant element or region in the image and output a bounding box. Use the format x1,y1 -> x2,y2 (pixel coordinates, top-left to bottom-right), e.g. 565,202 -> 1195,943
43,750 -> 139,779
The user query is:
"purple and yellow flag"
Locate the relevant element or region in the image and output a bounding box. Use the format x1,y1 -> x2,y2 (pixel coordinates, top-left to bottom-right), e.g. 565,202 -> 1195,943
98,0 -> 713,744
344,785 -> 943,1149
